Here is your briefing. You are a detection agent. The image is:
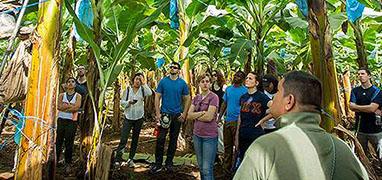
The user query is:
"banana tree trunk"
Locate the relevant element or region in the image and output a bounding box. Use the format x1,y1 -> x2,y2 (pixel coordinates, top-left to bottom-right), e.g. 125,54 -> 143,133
266,58 -> 277,76
15,0 -> 63,179
85,0 -> 103,178
178,0 -> 193,152
255,40 -> 265,76
60,28 -> 76,90
342,70 -> 355,121
308,0 -> 341,132
351,21 -> 368,68
244,50 -> 252,74
112,80 -> 121,131
340,0 -> 368,68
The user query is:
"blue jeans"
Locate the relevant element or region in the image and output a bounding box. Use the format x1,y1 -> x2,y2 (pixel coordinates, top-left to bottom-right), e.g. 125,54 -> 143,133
193,135 -> 218,180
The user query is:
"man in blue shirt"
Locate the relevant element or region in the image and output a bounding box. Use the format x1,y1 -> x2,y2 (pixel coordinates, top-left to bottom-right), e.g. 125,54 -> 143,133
218,70 -> 247,175
350,68 -> 382,162
150,62 -> 191,173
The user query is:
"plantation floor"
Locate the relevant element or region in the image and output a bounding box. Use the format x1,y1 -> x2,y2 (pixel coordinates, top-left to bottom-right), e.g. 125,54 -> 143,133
0,121 -> 381,180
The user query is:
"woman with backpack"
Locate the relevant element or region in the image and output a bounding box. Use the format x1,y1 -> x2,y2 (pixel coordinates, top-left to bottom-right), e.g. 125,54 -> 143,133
115,73 -> 152,167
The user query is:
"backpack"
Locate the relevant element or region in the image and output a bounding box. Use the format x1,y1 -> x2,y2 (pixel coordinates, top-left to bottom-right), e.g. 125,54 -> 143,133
125,86 -> 145,101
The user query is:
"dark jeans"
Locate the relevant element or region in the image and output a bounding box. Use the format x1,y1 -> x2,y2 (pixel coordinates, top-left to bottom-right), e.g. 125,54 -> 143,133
264,128 -> 277,134
115,118 -> 144,161
357,132 -> 382,160
56,118 -> 77,164
155,114 -> 182,166
238,134 -> 263,160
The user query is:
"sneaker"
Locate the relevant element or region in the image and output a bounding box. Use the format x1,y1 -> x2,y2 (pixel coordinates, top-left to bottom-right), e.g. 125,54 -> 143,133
57,159 -> 65,167
165,164 -> 174,172
127,159 -> 135,168
114,161 -> 121,166
149,165 -> 163,174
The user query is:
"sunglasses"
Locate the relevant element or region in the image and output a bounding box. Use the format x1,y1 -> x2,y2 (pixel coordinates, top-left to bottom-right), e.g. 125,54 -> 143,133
212,74 -> 217,77
170,66 -> 179,70
68,80 -> 76,83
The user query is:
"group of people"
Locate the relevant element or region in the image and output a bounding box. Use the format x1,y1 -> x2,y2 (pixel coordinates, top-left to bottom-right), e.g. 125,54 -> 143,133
55,62 -> 381,180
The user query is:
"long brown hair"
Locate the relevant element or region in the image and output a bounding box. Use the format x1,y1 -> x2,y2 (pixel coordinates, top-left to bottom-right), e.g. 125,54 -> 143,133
212,70 -> 225,88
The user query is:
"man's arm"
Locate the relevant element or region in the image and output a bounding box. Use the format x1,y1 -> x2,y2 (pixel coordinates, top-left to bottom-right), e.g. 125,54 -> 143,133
66,94 -> 82,112
350,102 -> 379,113
155,92 -> 162,123
181,95 -> 191,120
218,101 -> 227,123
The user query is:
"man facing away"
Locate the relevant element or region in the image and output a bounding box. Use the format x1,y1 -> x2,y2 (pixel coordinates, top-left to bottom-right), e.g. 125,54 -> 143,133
234,71 -> 368,180
150,62 -> 191,173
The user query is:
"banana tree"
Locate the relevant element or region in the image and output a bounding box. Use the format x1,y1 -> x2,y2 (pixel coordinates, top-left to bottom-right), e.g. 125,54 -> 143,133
307,0 -> 342,132
16,0 -> 63,178
65,0 -> 168,177
226,0 -> 289,75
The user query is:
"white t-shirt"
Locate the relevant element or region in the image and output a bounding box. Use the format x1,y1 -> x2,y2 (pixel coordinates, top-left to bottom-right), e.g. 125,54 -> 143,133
120,84 -> 152,120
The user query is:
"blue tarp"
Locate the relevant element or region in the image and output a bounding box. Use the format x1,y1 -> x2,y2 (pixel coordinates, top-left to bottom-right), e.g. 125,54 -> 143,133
295,0 -> 308,17
156,57 -> 165,68
346,0 -> 365,23
73,0 -> 94,41
170,0 -> 179,29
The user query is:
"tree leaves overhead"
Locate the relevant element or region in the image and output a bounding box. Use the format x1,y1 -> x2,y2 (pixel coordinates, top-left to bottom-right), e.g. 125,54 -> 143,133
56,0 -> 382,81
285,17 -> 308,29
186,0 -> 210,18
184,16 -> 228,47
358,0 -> 382,11
229,38 -> 254,64
328,13 -> 348,32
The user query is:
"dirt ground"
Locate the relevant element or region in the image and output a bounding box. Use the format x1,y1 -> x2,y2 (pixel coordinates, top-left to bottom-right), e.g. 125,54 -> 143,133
1,122 -> 381,180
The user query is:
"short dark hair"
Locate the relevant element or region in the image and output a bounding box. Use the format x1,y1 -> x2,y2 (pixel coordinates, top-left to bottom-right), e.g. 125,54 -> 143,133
263,74 -> 278,94
66,77 -> 76,83
170,62 -> 181,69
358,67 -> 371,76
235,70 -> 246,79
282,71 -> 322,108
132,72 -> 144,82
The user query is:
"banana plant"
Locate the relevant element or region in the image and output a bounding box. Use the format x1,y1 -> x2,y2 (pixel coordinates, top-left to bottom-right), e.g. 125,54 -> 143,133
65,0 -> 168,177
226,0 -> 289,75
16,0 -> 63,178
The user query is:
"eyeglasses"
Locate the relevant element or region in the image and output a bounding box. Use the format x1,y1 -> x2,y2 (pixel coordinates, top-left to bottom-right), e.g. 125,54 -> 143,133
170,66 -> 179,70
68,80 -> 76,83
212,74 -> 217,77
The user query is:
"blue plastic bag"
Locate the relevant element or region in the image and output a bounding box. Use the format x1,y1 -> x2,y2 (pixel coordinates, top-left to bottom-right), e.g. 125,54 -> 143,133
170,0 -> 179,29
346,0 -> 365,23
73,0 -> 94,41
295,0 -> 308,17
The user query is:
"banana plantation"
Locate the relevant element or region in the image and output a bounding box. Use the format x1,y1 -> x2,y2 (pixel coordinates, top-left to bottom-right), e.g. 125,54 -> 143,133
0,0 -> 382,179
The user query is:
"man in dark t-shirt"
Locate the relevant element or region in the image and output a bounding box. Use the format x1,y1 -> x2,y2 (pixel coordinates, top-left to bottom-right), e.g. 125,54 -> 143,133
350,68 -> 382,161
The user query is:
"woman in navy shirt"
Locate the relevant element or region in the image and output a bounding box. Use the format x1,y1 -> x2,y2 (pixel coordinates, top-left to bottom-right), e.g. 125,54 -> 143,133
235,72 -> 270,161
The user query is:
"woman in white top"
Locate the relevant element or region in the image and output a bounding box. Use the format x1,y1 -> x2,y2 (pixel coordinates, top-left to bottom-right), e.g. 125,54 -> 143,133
115,73 -> 152,167
56,77 -> 82,165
